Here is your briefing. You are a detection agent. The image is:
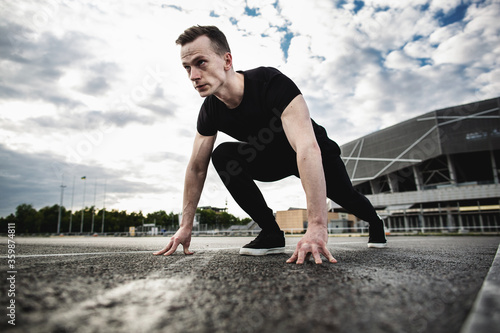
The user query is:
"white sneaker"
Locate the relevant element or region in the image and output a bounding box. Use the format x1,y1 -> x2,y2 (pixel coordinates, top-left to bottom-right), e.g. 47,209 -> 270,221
367,242 -> 387,248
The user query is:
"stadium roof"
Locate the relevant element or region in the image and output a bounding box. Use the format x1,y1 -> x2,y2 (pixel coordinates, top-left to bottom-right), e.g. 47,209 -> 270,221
340,97 -> 500,186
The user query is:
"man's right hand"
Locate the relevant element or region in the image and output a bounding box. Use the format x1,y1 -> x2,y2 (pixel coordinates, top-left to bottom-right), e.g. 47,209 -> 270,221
153,227 -> 194,256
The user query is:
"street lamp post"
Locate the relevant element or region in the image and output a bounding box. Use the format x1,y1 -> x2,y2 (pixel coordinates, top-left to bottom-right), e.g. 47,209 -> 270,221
69,176 -> 75,233
57,179 -> 66,234
101,179 -> 107,234
80,176 -> 86,234
91,181 -> 97,234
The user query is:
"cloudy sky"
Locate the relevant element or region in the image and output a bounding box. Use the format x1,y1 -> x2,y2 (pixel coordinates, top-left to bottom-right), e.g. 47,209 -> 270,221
1,0 -> 499,219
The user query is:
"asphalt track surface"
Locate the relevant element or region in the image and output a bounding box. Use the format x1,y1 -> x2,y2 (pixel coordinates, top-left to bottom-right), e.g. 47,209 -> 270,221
1,235 -> 499,333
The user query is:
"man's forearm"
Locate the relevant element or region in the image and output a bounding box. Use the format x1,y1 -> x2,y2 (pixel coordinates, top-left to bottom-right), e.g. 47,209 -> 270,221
296,144 -> 328,228
180,168 -> 207,229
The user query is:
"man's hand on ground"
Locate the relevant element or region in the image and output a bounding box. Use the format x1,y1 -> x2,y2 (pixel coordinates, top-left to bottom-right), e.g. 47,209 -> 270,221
286,226 -> 337,264
153,227 -> 194,256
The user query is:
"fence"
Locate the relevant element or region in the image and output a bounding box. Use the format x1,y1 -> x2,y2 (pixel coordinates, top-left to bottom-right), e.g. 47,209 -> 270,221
47,209 -> 500,236
384,209 -> 500,234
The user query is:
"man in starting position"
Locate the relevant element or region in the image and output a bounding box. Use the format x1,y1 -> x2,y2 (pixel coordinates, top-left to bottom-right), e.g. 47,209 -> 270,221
154,25 -> 387,264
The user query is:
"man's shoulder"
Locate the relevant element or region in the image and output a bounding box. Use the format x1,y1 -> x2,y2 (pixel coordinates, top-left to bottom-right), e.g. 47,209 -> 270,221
240,66 -> 283,81
201,94 -> 221,109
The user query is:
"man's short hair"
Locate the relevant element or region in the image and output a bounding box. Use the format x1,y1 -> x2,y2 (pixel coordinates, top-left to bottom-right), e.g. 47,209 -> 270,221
176,25 -> 231,56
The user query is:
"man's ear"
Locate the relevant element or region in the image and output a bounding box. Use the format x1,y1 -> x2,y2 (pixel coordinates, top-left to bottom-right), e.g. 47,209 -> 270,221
223,52 -> 233,71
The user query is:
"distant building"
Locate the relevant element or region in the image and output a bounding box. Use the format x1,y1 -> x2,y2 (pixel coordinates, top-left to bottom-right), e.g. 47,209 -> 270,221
338,97 -> 500,232
134,223 -> 158,235
276,208 -> 357,233
226,220 -> 261,235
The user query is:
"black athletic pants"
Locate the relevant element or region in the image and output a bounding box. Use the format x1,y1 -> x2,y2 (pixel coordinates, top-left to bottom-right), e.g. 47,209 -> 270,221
211,142 -> 380,233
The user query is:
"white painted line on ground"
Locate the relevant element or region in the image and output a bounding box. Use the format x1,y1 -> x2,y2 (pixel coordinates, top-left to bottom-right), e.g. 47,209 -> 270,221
5,247 -> 241,259
11,251 -> 153,258
39,251 -> 218,332
1,239 -> 404,259
0,240 -> 402,259
47,276 -> 194,332
192,246 -> 241,251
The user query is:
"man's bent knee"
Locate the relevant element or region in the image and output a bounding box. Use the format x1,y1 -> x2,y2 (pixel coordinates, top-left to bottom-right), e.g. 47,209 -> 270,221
212,143 -> 244,186
212,143 -> 237,170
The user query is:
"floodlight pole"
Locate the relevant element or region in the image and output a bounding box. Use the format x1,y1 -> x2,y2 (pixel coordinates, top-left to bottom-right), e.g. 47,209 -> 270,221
57,177 -> 66,234
69,176 -> 75,233
101,179 -> 107,234
91,181 -> 97,233
80,177 -> 86,233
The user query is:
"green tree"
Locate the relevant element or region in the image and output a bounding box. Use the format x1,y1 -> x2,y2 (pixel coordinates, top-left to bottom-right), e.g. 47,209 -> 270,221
0,214 -> 17,233
129,211 -> 145,227
37,205 -> 65,233
1,203 -> 250,233
15,204 -> 40,233
71,207 -> 97,233
240,217 -> 252,225
218,211 -> 240,227
146,210 -> 179,230
198,208 -> 216,225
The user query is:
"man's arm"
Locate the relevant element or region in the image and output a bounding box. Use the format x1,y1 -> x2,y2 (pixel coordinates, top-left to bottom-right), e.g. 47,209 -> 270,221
153,132 -> 216,256
280,95 -> 337,264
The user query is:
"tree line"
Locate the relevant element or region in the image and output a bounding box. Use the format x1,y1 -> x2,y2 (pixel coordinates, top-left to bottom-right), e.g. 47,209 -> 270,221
0,204 -> 251,234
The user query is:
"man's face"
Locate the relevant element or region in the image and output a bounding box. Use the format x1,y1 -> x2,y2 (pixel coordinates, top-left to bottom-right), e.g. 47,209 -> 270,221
180,35 -> 228,98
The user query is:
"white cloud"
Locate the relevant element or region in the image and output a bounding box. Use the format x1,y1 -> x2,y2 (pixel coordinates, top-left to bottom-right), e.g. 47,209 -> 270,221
428,0 -> 465,13
385,50 -> 421,70
403,37 -> 434,59
433,34 -> 483,65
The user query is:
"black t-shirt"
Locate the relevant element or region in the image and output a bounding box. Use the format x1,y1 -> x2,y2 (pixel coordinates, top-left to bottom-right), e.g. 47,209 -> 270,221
197,66 -> 340,155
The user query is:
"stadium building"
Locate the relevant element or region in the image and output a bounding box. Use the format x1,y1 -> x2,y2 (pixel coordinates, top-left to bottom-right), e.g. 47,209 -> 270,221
333,96 -> 500,233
